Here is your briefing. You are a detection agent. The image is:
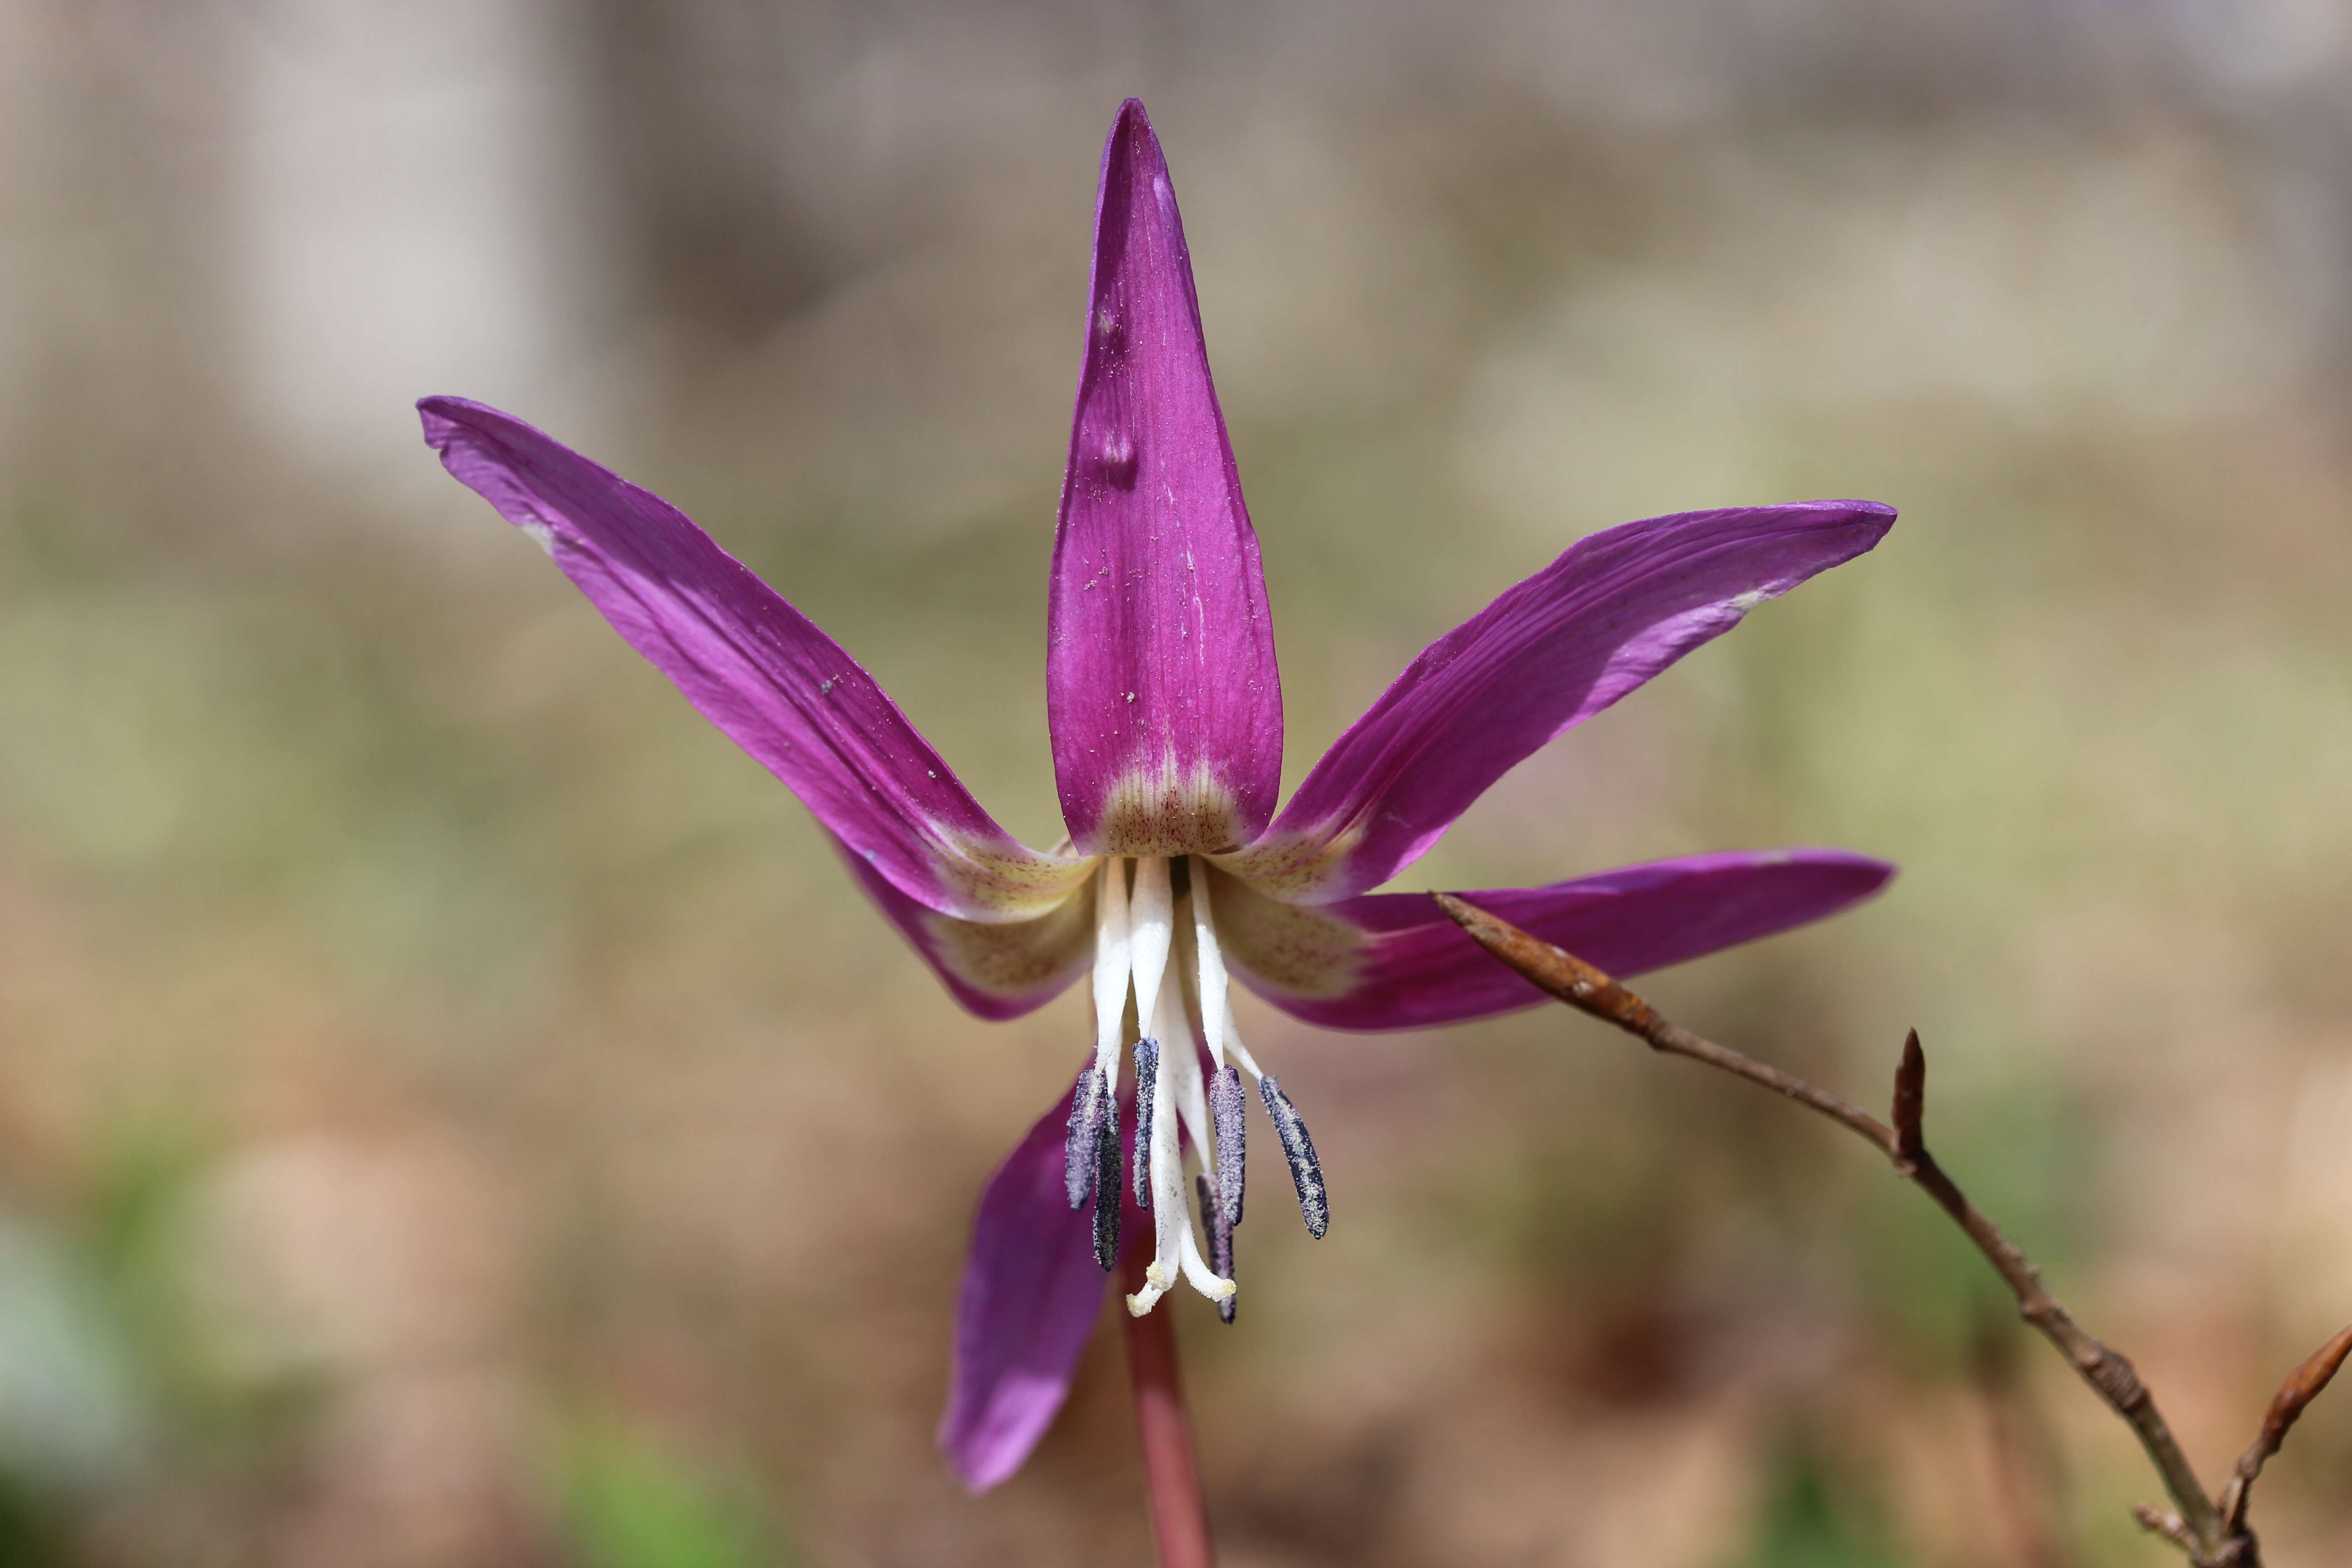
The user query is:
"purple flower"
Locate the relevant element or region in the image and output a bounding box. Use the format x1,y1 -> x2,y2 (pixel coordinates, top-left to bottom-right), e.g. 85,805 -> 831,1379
420,99 -> 1895,1493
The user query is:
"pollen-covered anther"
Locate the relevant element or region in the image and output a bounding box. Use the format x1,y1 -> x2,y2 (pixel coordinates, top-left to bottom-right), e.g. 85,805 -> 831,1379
1090,1101 -> 1121,1271
1198,1172 -> 1236,1325
1259,1073 -> 1329,1239
1065,1063 -> 1110,1210
1130,1036 -> 1160,1205
1208,1065 -> 1246,1227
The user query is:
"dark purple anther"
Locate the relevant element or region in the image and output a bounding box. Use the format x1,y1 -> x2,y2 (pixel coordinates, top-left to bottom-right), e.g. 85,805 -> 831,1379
1258,1074 -> 1328,1239
1197,1173 -> 1236,1325
1091,1094 -> 1121,1271
1209,1065 -> 1247,1228
1130,1036 -> 1159,1205
1064,1063 -> 1108,1210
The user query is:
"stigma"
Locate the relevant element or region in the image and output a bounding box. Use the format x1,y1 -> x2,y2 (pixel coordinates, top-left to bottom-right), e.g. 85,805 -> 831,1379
1062,854 -> 1328,1323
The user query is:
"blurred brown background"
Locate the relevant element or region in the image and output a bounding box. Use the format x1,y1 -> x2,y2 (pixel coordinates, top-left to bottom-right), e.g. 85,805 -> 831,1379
3,0 -> 2351,1563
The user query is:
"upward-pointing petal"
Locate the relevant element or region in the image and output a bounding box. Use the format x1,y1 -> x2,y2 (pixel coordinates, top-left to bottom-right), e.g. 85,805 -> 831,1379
1047,100 -> 1283,859
421,396 -> 1087,923
1226,501 -> 1894,902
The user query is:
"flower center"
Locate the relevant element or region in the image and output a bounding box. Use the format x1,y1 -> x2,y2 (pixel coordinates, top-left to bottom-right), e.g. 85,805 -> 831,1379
1063,855 -> 1328,1322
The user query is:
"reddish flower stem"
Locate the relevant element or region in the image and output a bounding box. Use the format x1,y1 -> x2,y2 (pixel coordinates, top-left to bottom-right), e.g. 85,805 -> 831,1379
1120,1240 -> 1218,1568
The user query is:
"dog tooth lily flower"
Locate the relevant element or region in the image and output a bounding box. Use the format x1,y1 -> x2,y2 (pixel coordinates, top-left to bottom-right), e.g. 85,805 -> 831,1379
419,98 -> 1896,1493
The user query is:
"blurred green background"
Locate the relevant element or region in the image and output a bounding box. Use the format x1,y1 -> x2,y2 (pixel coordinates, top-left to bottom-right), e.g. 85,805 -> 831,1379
2,1 -> 2350,1563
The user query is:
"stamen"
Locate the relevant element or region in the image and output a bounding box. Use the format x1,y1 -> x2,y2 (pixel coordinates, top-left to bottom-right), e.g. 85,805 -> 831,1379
1188,856 -> 1228,1068
1090,859 -> 1131,1078
1259,1075 -> 1329,1239
1209,1065 -> 1247,1228
1129,1035 -> 1159,1205
1196,1173 -> 1236,1324
1065,1063 -> 1110,1210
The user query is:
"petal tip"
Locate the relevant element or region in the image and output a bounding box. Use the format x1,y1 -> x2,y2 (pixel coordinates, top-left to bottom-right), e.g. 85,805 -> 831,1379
1110,97 -> 1156,149
415,394 -> 459,443
1102,98 -> 1171,188
1749,846 -> 1900,903
1823,497 -> 1899,536
937,1424 -> 1016,1495
415,394 -> 508,454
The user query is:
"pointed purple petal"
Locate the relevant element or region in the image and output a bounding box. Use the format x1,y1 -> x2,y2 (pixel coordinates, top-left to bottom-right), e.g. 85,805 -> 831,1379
940,1083 -> 1148,1491
1212,849 -> 1894,1031
1224,502 -> 1894,902
421,396 -> 1088,922
831,833 -> 1095,1021
1046,100 -> 1282,858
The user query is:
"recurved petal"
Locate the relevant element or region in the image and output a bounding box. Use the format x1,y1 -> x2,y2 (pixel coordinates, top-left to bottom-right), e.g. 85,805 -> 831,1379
421,396 -> 1087,922
1224,502 -> 1893,902
1212,849 -> 1893,1031
1046,100 -> 1282,859
940,1083 -> 1147,1492
833,834 -> 1096,1021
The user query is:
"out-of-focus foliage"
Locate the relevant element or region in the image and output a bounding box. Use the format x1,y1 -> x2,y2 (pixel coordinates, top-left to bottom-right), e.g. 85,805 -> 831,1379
1,0 -> 2349,1563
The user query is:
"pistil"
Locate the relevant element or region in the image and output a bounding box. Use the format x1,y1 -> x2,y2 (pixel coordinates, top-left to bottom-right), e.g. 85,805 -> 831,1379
1129,962 -> 1235,1314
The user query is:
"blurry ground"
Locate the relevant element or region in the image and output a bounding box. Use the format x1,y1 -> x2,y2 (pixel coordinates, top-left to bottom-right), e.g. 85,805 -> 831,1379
2,0 -> 2351,1563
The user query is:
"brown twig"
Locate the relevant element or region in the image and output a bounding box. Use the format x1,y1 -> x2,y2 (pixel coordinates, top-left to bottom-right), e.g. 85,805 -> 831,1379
1431,893 -> 2290,1567
2216,1321 -> 2352,1534
2134,1505 -> 2203,1557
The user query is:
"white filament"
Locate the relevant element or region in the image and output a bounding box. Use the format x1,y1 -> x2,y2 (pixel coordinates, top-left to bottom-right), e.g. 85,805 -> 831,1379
1222,994 -> 1265,1083
1090,858 -> 1130,1078
1188,856 -> 1228,1069
1127,857 -> 1173,1045
1162,984 -> 1214,1177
